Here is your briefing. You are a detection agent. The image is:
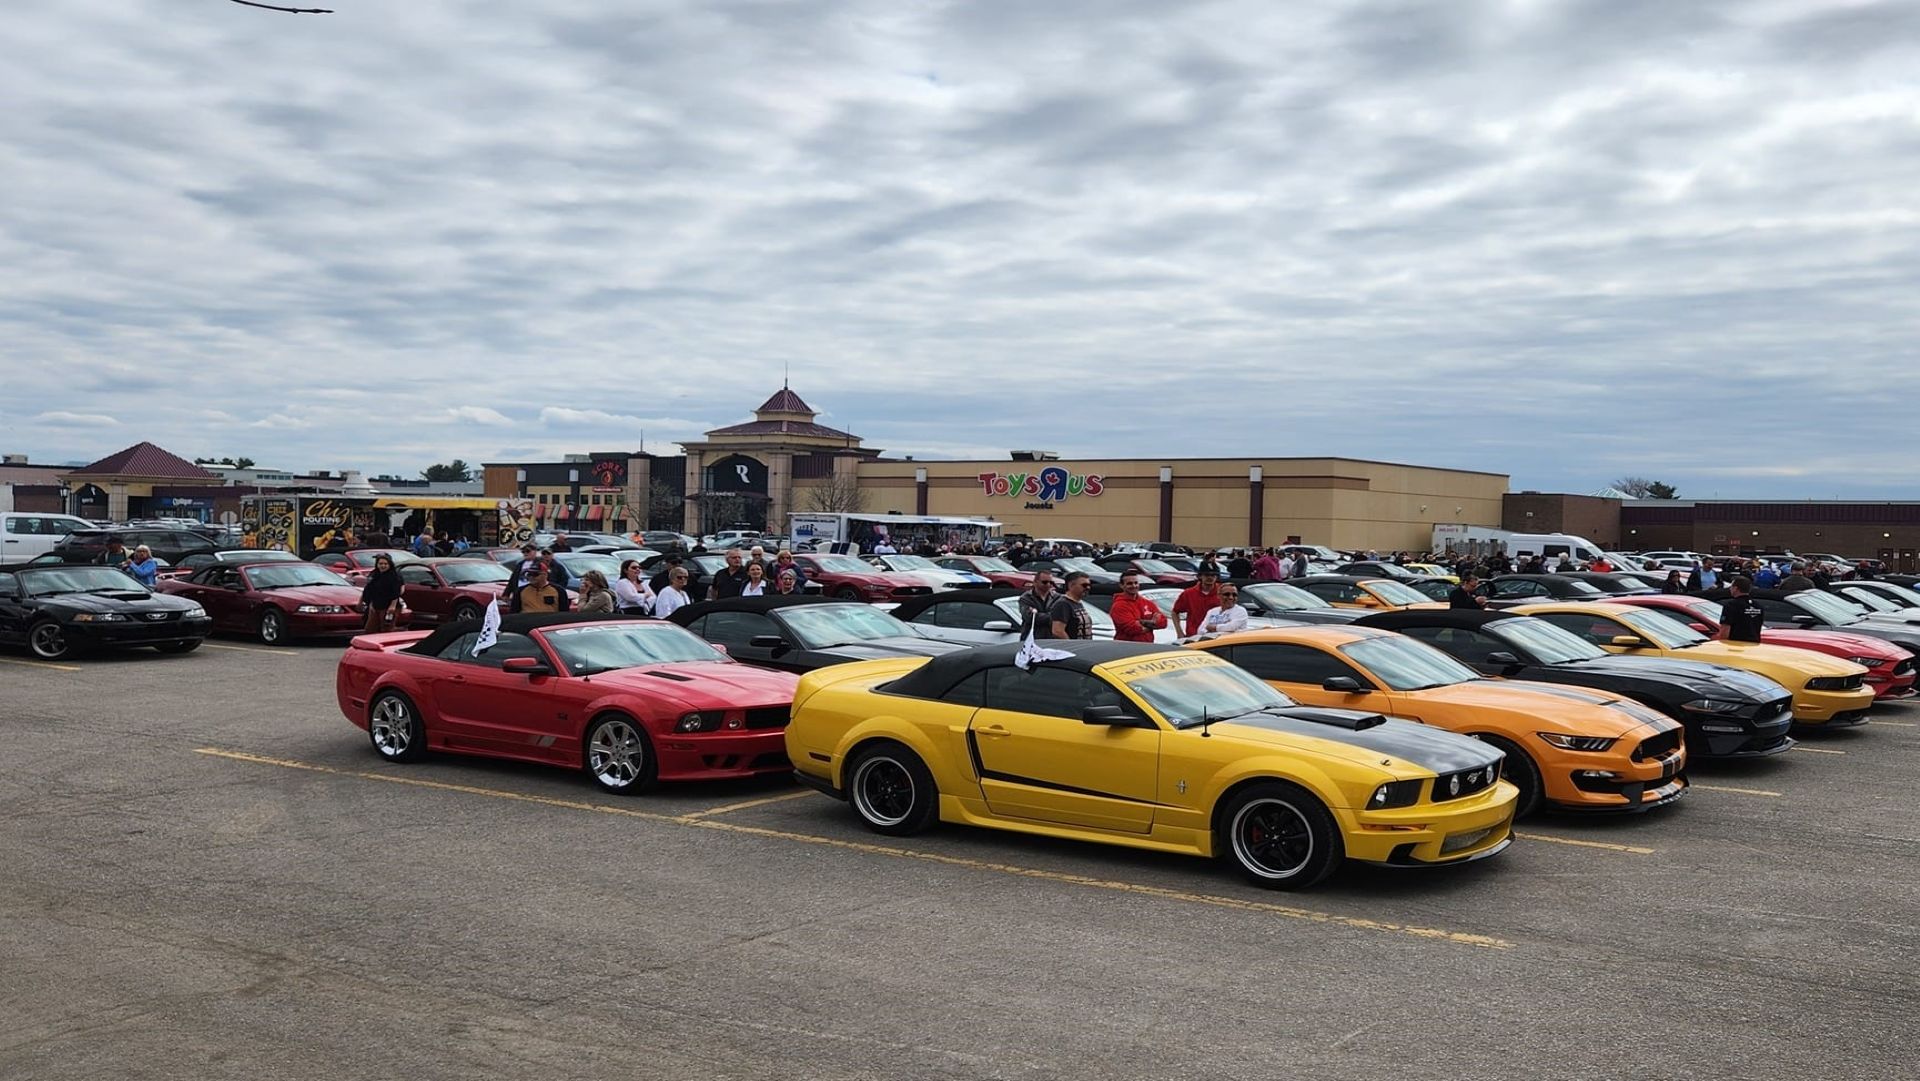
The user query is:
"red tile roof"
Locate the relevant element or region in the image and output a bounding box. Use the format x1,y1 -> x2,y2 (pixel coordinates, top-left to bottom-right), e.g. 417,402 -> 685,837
706,419 -> 858,440
71,442 -> 220,479
755,387 -> 813,414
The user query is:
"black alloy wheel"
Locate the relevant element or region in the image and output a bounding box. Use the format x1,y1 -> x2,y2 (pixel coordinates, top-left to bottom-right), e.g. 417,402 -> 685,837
258,608 -> 288,645
835,585 -> 863,601
28,620 -> 75,661
452,602 -> 482,624
1218,781 -> 1342,890
847,742 -> 939,836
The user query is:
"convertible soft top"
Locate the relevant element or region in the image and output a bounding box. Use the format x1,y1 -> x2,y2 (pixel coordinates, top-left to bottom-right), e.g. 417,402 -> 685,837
1354,609 -> 1523,632
884,639 -> 1180,700
665,594 -> 840,623
402,611 -> 646,656
886,588 -> 1023,621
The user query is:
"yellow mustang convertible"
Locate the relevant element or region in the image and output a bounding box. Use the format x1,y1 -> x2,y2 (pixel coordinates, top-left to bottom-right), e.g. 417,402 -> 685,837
786,640 -> 1517,890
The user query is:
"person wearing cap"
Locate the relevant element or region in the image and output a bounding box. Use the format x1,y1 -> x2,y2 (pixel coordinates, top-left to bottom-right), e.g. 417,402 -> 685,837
504,543 -> 543,599
1172,565 -> 1223,637
95,535 -> 129,566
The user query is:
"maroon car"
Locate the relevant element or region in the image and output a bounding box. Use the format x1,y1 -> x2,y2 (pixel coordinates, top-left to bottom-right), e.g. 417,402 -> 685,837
397,558 -> 515,625
159,561 -> 387,644
1096,557 -> 1196,586
934,554 -> 1036,588
789,553 -> 932,602
312,548 -> 418,585
335,613 -> 803,793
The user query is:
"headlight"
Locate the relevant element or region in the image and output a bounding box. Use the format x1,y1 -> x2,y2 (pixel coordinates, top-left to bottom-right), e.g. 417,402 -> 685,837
181,604 -> 206,617
1537,732 -> 1619,752
1367,779 -> 1423,808
1683,698 -> 1745,715
71,613 -> 127,622
675,712 -> 719,732
1847,656 -> 1883,667
295,605 -> 351,614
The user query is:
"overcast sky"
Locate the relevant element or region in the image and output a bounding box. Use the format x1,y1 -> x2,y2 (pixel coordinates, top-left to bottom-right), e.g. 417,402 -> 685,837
4,0 -> 1918,497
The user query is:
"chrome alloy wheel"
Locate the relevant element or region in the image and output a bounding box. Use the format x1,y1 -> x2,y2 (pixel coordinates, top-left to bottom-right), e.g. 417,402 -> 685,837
850,755 -> 915,828
369,696 -> 414,758
1230,797 -> 1314,880
588,719 -> 646,789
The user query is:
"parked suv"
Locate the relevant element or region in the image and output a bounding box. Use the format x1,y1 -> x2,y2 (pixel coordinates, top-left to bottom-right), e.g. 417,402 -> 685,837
54,527 -> 223,565
1,513 -> 97,559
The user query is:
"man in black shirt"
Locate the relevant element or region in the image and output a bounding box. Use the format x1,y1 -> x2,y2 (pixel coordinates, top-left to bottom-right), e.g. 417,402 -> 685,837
1048,571 -> 1096,640
1017,569 -> 1058,638
708,548 -> 751,600
1449,574 -> 1487,609
1716,577 -> 1766,643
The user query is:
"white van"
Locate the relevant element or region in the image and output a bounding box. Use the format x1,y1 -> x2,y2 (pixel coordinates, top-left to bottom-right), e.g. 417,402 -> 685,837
1,512 -> 96,559
1507,532 -> 1604,563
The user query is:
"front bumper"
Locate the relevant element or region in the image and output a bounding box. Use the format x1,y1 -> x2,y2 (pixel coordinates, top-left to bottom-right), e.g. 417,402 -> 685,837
1339,783 -> 1518,866
68,616 -> 212,648
1865,672 -> 1917,700
1544,746 -> 1688,812
1682,706 -> 1796,759
1791,686 -> 1877,723
655,729 -> 789,781
287,611 -> 378,638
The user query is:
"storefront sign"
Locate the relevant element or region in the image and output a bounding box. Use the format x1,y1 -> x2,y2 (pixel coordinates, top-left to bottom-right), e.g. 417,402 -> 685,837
256,498 -> 295,552
497,498 -> 537,546
296,497 -> 375,556
590,456 -> 628,491
976,467 -> 1103,510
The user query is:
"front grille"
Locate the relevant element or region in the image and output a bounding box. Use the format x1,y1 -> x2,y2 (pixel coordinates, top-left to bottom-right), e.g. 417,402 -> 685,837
890,586 -> 933,597
1430,760 -> 1500,803
1806,674 -> 1865,691
744,707 -> 791,730
141,611 -> 178,621
1633,727 -> 1683,762
1755,698 -> 1792,723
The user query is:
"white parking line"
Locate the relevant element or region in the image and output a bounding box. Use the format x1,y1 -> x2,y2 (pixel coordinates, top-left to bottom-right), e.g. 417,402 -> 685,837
1793,746 -> 1848,755
1690,783 -> 1782,798
198,642 -> 301,657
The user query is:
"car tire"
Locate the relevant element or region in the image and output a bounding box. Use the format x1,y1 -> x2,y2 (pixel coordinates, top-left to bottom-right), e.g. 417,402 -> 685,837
27,620 -> 75,661
835,585 -> 863,601
452,602 -> 482,624
153,640 -> 202,654
1477,735 -> 1542,818
584,714 -> 658,795
258,608 -> 288,645
367,691 -> 426,762
1217,781 -> 1343,890
846,741 -> 939,836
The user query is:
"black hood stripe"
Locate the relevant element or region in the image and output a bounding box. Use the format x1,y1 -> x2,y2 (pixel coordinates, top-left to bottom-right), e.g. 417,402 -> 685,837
1222,714 -> 1501,774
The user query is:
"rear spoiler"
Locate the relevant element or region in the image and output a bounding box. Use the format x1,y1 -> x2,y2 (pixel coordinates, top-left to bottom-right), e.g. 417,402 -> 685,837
349,630 -> 431,652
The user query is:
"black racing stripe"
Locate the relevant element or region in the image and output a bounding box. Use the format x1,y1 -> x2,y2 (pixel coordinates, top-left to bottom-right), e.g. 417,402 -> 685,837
974,766 -> 1173,806
1222,715 -> 1499,773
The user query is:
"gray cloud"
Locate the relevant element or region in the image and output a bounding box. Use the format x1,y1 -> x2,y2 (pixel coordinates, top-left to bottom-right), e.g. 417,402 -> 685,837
1,0 -> 1917,498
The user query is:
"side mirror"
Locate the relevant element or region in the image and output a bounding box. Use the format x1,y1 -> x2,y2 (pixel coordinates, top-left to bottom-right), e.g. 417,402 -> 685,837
1082,704 -> 1149,727
1485,651 -> 1520,668
1609,635 -> 1647,648
1791,614 -> 1817,627
1688,623 -> 1709,633
500,656 -> 552,676
748,634 -> 789,652
1352,595 -> 1382,608
1322,676 -> 1364,693
983,620 -> 1014,632
710,643 -> 729,655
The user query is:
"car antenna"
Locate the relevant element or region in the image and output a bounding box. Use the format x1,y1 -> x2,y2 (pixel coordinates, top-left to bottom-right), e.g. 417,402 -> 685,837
1200,706 -> 1212,738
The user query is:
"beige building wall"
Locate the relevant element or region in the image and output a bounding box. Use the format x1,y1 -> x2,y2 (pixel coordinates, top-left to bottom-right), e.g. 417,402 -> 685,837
844,458 -> 1506,551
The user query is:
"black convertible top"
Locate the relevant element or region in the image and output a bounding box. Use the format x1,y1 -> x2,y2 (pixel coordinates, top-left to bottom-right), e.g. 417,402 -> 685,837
402,611 -> 646,655
1354,609 -> 1522,632
886,588 -> 1023,621
664,594 -> 837,625
885,639 -> 1180,700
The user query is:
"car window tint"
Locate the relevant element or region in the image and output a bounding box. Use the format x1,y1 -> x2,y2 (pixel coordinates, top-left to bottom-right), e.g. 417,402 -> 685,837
437,632 -> 479,660
930,602 -> 1000,630
399,565 -> 438,585
1535,613 -> 1624,645
1396,626 -> 1507,665
983,666 -> 1123,719
941,671 -> 987,707
1754,599 -> 1800,621
211,567 -> 241,588
1228,642 -> 1367,685
467,632 -> 543,669
704,611 -> 779,650
0,572 -> 15,595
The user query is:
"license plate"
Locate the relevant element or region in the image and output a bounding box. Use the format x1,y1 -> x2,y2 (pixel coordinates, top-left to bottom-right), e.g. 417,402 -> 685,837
1442,828 -> 1491,854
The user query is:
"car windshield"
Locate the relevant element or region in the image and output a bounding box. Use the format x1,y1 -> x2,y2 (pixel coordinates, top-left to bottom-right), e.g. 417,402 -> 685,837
1875,583 -> 1920,608
883,555 -> 938,571
1791,590 -> 1869,624
1681,600 -> 1723,626
970,557 -> 1017,573
810,556 -> 874,574
1131,559 -> 1176,574
1618,608 -> 1708,647
353,549 -> 416,567
1110,653 -> 1295,729
1836,588 -> 1902,614
439,561 -> 512,585
1057,557 -> 1102,573
1241,583 -> 1332,610
220,550 -> 299,562
780,603 -> 916,648
556,554 -> 623,579
1559,579 -> 1604,595
1363,580 -> 1434,606
21,567 -> 147,596
245,565 -> 351,589
541,623 -> 724,674
1364,563 -> 1416,578
1489,618 -> 1606,664
1340,635 -> 1480,691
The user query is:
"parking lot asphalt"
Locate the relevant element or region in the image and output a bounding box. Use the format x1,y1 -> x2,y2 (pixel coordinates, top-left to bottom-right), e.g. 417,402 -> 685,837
4,641 -> 1919,1080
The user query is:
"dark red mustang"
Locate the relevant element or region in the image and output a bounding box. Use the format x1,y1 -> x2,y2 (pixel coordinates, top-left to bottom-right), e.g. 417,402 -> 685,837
335,613 -> 802,793
397,557 -> 514,625
158,560 -> 374,644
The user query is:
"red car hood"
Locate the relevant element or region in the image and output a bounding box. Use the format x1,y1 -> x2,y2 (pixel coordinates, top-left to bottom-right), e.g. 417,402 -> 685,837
264,585 -> 364,606
1762,627 -> 1905,659
584,661 -> 800,708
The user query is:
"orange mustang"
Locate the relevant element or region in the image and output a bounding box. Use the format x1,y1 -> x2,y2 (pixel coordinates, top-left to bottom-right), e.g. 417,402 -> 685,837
1186,625 -> 1687,817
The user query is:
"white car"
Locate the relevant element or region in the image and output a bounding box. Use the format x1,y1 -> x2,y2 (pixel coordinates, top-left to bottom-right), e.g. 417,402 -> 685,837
0,512 -> 96,559
868,553 -> 990,592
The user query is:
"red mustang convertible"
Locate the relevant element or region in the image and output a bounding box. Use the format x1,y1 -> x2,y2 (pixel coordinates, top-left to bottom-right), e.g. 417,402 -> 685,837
335,613 -> 802,794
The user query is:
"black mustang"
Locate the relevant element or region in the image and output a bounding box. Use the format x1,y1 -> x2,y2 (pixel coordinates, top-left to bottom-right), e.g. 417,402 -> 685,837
1356,609 -> 1796,759
0,563 -> 213,661
667,595 -> 968,673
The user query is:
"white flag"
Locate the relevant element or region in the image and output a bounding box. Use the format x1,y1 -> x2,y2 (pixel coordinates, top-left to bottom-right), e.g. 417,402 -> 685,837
472,598 -> 502,655
1014,627 -> 1073,671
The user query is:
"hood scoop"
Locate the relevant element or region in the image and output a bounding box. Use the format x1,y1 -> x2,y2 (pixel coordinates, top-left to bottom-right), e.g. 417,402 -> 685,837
644,671 -> 695,682
1269,707 -> 1386,731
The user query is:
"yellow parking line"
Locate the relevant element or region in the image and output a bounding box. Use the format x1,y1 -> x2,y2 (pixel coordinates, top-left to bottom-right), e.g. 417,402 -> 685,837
680,790 -> 819,819
194,748 -> 1513,950
1793,746 -> 1847,755
1514,832 -> 1654,855
199,642 -> 301,657
0,656 -> 82,672
1690,784 -> 1782,798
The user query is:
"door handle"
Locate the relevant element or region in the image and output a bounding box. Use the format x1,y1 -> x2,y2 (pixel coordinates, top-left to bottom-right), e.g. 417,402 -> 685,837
451,674 -> 467,683
976,724 -> 1011,738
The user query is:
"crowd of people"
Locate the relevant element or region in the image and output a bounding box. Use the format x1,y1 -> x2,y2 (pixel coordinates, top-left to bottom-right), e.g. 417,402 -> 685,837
491,542 -> 816,617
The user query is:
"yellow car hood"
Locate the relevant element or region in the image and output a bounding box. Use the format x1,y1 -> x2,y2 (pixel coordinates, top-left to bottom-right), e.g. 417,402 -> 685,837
1681,641 -> 1866,678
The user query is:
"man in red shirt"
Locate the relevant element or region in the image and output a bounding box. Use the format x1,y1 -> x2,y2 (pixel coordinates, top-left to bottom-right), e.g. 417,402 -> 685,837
1171,565 -> 1222,638
1110,570 -> 1165,642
